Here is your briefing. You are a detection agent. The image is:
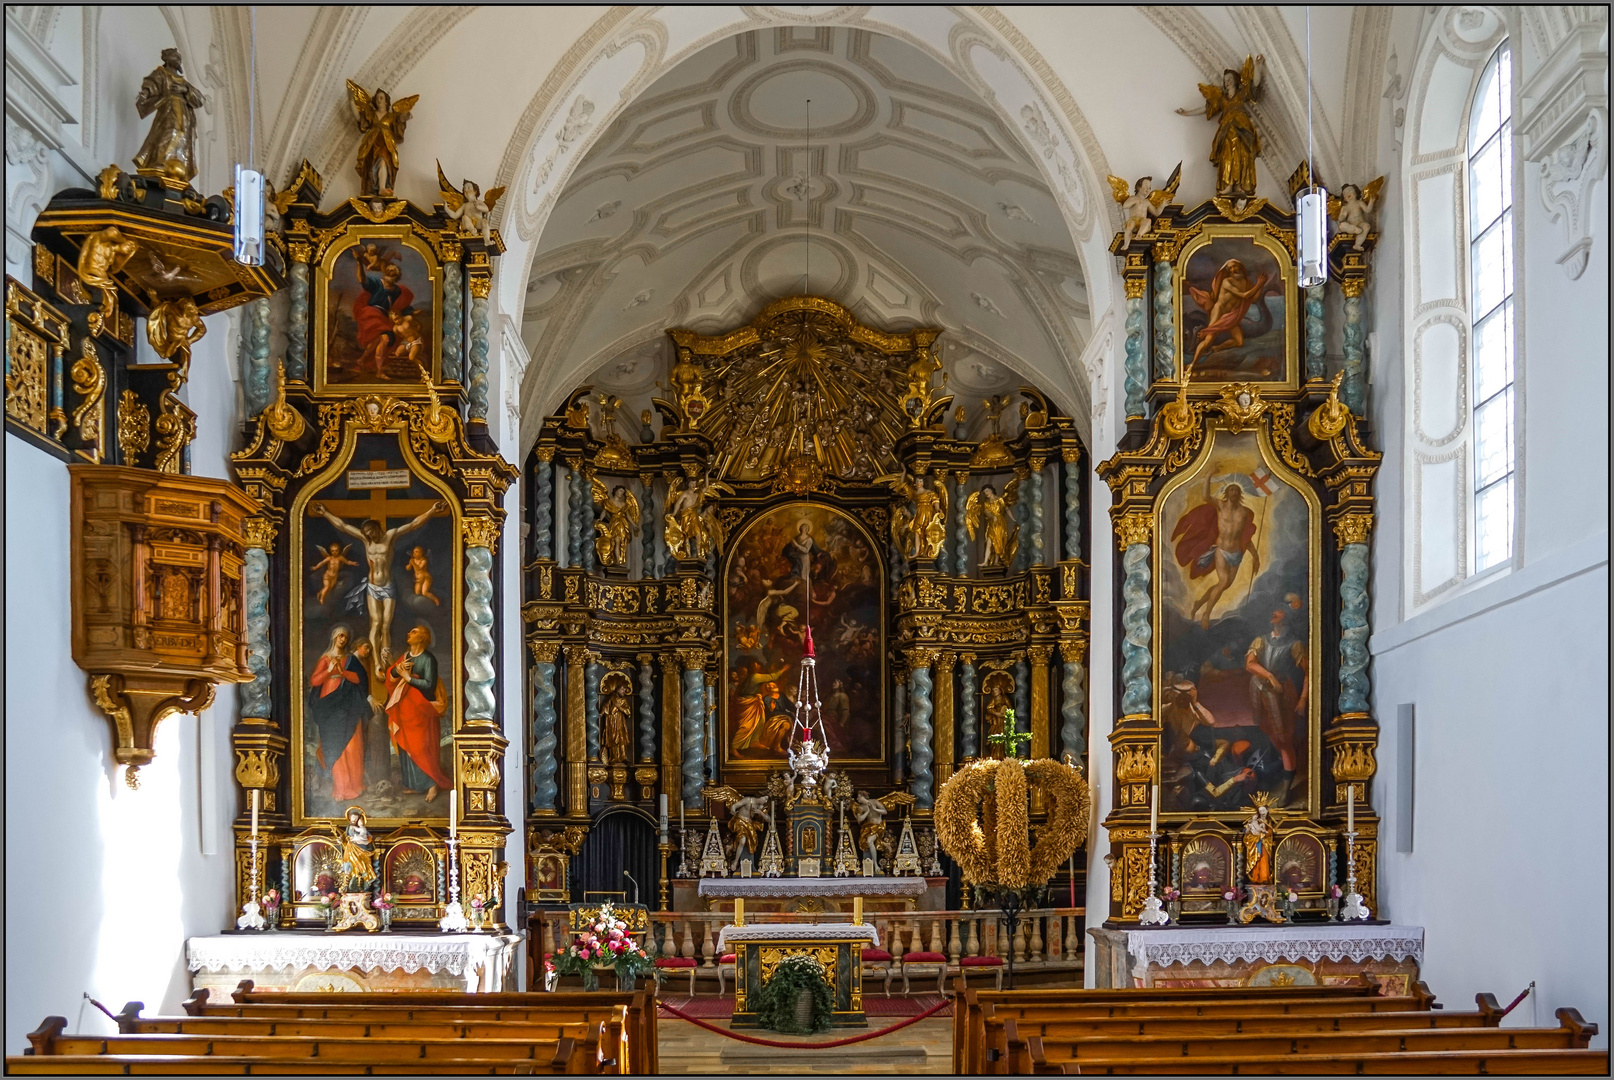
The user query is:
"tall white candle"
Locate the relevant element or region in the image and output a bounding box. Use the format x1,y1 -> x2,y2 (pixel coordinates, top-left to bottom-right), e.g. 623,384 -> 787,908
659,794 -> 669,840
1347,784 -> 1354,833
679,800 -> 685,832
250,788 -> 260,838
1149,782 -> 1158,835
449,789 -> 458,840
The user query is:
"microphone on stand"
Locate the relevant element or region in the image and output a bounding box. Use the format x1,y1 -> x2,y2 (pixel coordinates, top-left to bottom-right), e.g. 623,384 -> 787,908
623,871 -> 639,906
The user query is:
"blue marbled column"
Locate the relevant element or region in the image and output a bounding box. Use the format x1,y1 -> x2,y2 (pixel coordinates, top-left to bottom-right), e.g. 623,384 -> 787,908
1119,543 -> 1154,716
463,545 -> 497,721
467,291 -> 490,421
242,297 -> 272,415
286,262 -> 310,381
958,658 -> 978,760
580,476 -> 597,574
1152,261 -> 1175,381
640,479 -> 656,579
1013,659 -> 1030,746
908,659 -> 935,807
889,534 -> 905,596
1342,292 -> 1366,415
239,546 -> 272,719
1030,465 -> 1046,566
585,658 -> 602,760
1012,496 -> 1030,573
566,466 -> 583,567
1305,283 -> 1326,382
1059,646 -> 1087,759
533,457 -> 554,561
1124,293 -> 1148,419
953,474 -> 969,576
636,656 -> 656,761
1338,542 -> 1371,714
1062,456 -> 1082,562
680,664 -> 706,805
530,654 -> 559,811
705,675 -> 718,783
441,260 -> 464,383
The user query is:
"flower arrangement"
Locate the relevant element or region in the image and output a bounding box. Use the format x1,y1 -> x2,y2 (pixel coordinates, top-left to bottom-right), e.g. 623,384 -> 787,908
373,892 -> 395,912
1285,889 -> 1299,904
1328,884 -> 1343,899
1161,885 -> 1181,902
547,901 -> 654,988
1222,886 -> 1246,903
262,889 -> 281,914
752,954 -> 834,1034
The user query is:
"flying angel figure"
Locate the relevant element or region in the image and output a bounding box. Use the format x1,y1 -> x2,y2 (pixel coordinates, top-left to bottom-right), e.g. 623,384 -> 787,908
880,467 -> 949,562
346,80 -> 418,197
1107,162 -> 1182,249
436,160 -> 505,244
965,475 -> 1023,570
1328,176 -> 1386,251
588,475 -> 642,571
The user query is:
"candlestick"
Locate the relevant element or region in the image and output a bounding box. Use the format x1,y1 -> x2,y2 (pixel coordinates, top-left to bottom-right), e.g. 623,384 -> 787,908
1149,782 -> 1158,835
439,835 -> 470,932
449,789 -> 458,840
250,788 -> 260,837
1136,825 -> 1169,925
659,793 -> 669,838
679,800 -> 685,833
236,836 -> 266,930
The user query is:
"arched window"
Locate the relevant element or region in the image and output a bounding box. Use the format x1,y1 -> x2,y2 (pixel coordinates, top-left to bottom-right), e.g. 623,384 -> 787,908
1466,44 -> 1514,573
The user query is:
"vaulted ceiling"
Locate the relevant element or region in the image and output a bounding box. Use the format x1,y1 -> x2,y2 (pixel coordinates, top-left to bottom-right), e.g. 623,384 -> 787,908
518,27 -> 1091,423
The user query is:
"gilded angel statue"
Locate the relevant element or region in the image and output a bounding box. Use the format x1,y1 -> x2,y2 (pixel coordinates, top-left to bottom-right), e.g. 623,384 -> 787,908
1177,55 -> 1264,200
1329,177 -> 1386,251
706,786 -> 769,867
346,80 -> 419,197
965,476 -> 1022,570
881,468 -> 948,562
589,476 -> 641,570
75,226 -> 139,337
436,160 -> 505,243
852,789 -> 916,869
146,296 -> 207,380
1107,163 -> 1181,250
133,49 -> 205,184
664,472 -> 733,561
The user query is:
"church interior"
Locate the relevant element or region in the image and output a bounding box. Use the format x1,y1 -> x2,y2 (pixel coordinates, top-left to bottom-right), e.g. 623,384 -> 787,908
4,5 -> 1608,1074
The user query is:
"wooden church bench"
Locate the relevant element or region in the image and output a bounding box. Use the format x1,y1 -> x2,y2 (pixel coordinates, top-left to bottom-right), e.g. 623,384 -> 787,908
4,1054 -> 563,1074
1034,1048 -> 1612,1075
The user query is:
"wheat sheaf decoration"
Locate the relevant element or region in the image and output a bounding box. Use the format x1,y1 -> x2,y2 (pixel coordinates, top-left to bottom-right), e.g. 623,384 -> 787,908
935,758 -> 1091,889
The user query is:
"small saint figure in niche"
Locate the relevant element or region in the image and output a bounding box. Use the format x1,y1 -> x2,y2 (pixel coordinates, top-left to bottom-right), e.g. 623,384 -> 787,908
312,542 -> 359,605
1177,55 -> 1265,200
308,625 -> 373,803
405,545 -> 440,605
338,807 -> 379,893
599,671 -> 633,766
1242,794 -> 1278,885
980,670 -> 1016,760
133,49 -> 206,184
385,623 -> 453,800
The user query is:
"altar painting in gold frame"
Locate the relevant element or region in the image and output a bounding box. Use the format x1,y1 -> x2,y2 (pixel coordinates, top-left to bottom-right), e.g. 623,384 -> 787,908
1174,225 -> 1298,391
1154,422 -> 1320,818
314,225 -> 442,393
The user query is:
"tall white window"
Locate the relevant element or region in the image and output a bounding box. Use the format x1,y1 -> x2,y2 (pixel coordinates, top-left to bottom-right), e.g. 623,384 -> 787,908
1467,44 -> 1514,573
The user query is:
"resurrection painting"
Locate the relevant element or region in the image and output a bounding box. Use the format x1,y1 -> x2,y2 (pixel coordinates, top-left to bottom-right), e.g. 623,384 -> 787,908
1179,232 -> 1292,385
724,502 -> 884,765
1157,429 -> 1315,815
295,433 -> 457,822
320,231 -> 439,387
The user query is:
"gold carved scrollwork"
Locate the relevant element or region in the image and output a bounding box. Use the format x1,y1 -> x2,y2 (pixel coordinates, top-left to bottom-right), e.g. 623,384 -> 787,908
1121,845 -> 1150,918
1307,373 -> 1351,441
461,749 -> 500,789
1331,742 -> 1375,784
69,337 -> 107,452
1158,384 -> 1195,440
758,946 -> 838,986
234,748 -> 280,789
117,390 -> 151,459
1115,745 -> 1155,786
1214,383 -> 1268,432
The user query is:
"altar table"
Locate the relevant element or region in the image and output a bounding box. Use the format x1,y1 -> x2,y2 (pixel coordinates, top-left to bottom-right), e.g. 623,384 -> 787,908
1088,924 -> 1424,994
698,875 -> 928,903
187,933 -> 523,995
717,922 -> 881,1028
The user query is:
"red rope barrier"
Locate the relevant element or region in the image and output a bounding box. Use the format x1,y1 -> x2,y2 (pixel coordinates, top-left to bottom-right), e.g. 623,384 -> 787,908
1497,984 -> 1533,1019
657,996 -> 951,1048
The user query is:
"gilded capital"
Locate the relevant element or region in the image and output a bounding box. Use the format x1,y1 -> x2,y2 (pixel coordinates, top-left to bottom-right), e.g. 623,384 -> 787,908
1334,511 -> 1374,548
1059,638 -> 1089,665
242,515 -> 278,553
1124,275 -> 1148,299
934,651 -> 958,674
462,514 -> 501,551
1340,275 -> 1368,298
1026,644 -> 1054,666
1115,510 -> 1152,549
528,639 -> 561,664
905,646 -> 938,669
467,271 -> 492,299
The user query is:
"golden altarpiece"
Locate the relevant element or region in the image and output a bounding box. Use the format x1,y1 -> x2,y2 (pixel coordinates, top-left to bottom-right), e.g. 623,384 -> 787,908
521,297 -> 1092,920
1097,155 -> 1385,927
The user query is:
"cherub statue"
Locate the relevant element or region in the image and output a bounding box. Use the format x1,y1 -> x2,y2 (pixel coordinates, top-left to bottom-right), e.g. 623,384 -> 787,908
1177,55 -> 1265,200
1107,163 -> 1181,249
965,477 -> 1022,569
436,160 -> 505,244
590,477 -> 641,570
145,296 -> 207,381
262,180 -> 297,234
852,790 -> 916,869
882,468 -> 948,562
664,471 -> 732,561
1329,177 -> 1386,251
346,80 -> 419,197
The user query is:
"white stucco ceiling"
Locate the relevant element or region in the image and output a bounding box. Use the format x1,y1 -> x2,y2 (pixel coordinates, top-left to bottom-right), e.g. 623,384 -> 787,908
518,27 -> 1092,424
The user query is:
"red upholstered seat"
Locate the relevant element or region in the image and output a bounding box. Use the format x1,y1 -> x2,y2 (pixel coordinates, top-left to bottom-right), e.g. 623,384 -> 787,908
959,955 -> 1003,967
903,951 -> 947,963
655,957 -> 697,968
861,949 -> 892,962
719,953 -> 736,963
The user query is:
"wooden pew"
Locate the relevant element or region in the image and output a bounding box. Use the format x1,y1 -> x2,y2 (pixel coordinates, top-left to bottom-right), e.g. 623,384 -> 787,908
192,985 -> 657,1074
1034,1048 -> 1612,1075
20,1016 -> 610,1075
5,1055 -> 562,1074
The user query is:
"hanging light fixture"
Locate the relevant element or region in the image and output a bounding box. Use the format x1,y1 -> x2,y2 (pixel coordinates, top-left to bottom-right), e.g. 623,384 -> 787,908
234,6 -> 265,266
1297,5 -> 1328,288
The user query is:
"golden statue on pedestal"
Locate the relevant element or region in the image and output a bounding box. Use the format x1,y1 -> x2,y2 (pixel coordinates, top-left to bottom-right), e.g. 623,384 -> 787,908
965,477 -> 1022,570
1178,55 -> 1265,200
346,80 -> 419,198
590,476 -> 641,571
883,468 -> 948,562
1238,791 -> 1286,923
664,472 -> 731,561
133,49 -> 206,185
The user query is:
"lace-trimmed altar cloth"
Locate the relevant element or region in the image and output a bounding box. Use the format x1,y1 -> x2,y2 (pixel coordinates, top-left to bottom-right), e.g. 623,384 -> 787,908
186,933 -> 523,987
717,922 -> 881,950
1123,924 -> 1424,977
698,876 -> 927,900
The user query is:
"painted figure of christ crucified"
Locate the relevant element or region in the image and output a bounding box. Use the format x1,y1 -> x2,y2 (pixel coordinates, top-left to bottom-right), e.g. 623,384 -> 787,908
311,498 -> 447,667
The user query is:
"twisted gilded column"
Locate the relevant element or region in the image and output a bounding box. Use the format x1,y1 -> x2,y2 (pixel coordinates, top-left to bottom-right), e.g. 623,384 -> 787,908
566,461 -> 583,567
239,543 -> 272,719
640,475 -> 656,579
1304,283 -> 1326,382
1030,458 -> 1046,566
934,652 -> 956,789
463,535 -> 497,722
1059,640 -> 1087,759
533,450 -> 554,560
680,653 -> 706,805
285,259 -> 310,381
636,653 -> 656,762
585,656 -> 602,760
242,297 -> 272,416
1337,513 -> 1373,714
1152,260 -> 1175,381
441,259 -> 464,383
906,649 -> 936,807
953,471 -> 970,576
466,272 -> 490,420
564,645 -> 588,813
1124,280 -> 1148,419
1061,450 -> 1082,561
659,653 -> 683,803
529,641 -> 560,812
958,654 -> 978,760
1342,280 -> 1367,414
1027,645 -> 1052,762
1118,512 -> 1153,718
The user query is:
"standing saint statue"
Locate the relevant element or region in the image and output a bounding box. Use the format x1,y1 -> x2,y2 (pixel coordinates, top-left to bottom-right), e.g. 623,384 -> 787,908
590,478 -> 641,571
965,478 -> 1022,570
346,81 -> 419,198
1241,794 -> 1278,885
1178,55 -> 1265,200
338,807 -> 379,893
133,49 -> 206,184
884,468 -> 948,562
598,670 -> 633,766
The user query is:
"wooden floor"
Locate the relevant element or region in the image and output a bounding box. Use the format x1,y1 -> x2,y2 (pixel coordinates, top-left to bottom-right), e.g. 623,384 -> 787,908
658,1015 -> 953,1074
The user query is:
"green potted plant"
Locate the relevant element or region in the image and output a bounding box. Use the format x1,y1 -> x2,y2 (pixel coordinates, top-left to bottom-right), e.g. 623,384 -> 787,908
752,954 -> 834,1034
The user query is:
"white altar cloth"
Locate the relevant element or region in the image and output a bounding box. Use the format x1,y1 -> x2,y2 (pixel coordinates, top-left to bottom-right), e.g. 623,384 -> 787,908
1121,924 -> 1424,979
699,876 -> 926,900
718,922 -> 881,950
186,933 -> 523,992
